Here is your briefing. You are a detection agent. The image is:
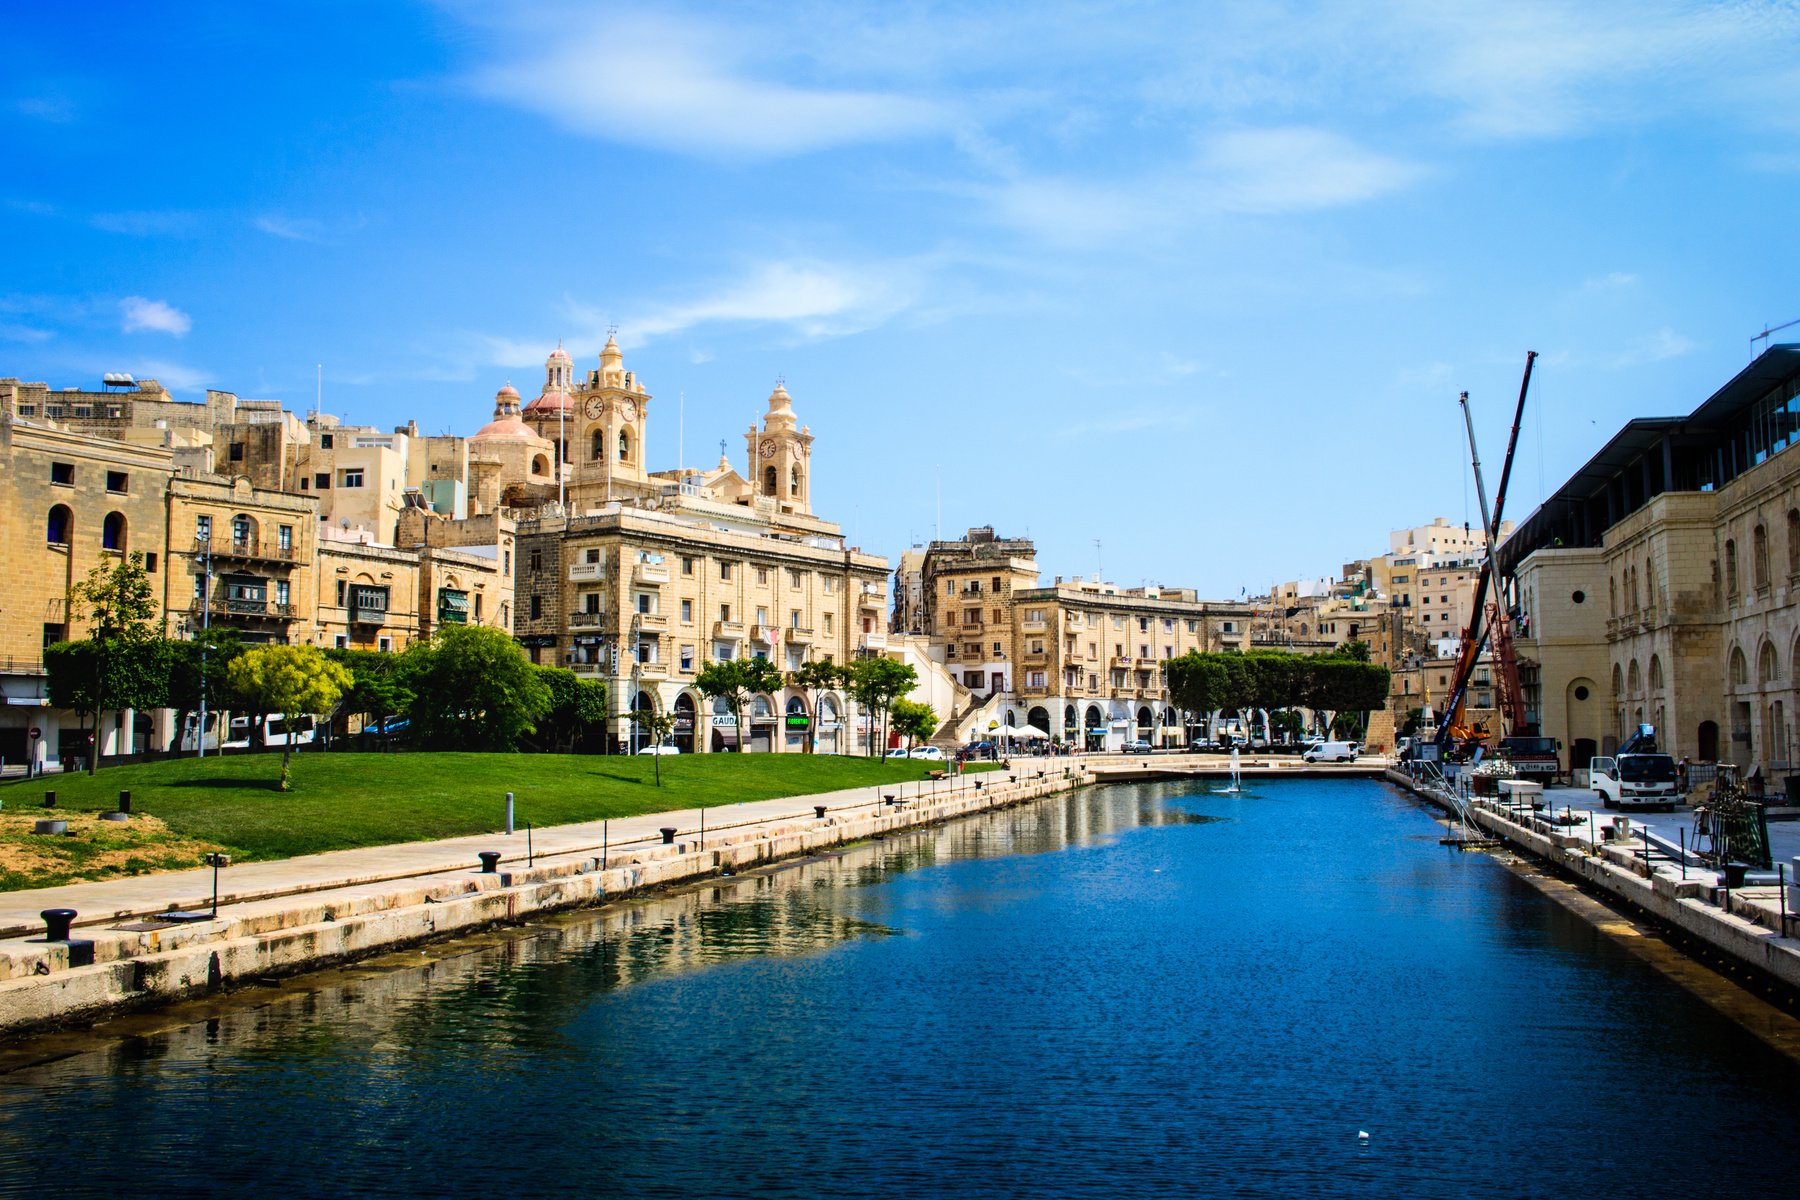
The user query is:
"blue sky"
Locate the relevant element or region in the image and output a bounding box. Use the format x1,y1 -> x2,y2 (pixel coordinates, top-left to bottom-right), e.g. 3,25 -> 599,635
6,1 -> 1800,595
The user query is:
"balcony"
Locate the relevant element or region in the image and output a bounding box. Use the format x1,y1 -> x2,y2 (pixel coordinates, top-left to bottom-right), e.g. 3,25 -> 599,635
631,612 -> 667,631
569,610 -> 608,628
785,625 -> 814,643
348,606 -> 386,626
1019,618 -> 1048,633
859,631 -> 888,652
713,620 -> 745,639
569,561 -> 605,582
571,661 -> 609,677
630,660 -> 669,680
858,586 -> 886,609
192,598 -> 297,622
634,557 -> 670,584
195,536 -> 300,566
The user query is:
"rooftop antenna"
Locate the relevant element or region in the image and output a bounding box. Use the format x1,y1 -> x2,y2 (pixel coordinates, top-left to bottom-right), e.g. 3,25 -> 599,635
1095,538 -> 1103,581
679,390 -> 685,476
934,466 -> 941,541
314,364 -> 321,422
1752,317 -> 1800,356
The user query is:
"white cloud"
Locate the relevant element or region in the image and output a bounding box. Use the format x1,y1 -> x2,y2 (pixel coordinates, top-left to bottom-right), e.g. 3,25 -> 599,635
1397,361 -> 1456,390
1583,271 -> 1639,290
91,210 -> 200,237
465,15 -> 948,160
0,323 -> 52,343
602,258 -> 925,344
1610,326 -> 1697,368
127,360 -> 212,392
120,297 -> 191,337
16,97 -> 76,123
964,126 -> 1422,244
255,214 -> 325,242
1201,127 -> 1425,214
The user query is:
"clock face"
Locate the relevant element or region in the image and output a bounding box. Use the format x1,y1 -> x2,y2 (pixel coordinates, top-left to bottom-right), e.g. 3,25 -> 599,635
760,438 -> 776,458
583,396 -> 605,420
621,400 -> 636,422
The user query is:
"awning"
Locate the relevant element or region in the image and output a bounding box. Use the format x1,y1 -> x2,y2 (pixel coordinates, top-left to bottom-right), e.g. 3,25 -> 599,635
439,590 -> 469,612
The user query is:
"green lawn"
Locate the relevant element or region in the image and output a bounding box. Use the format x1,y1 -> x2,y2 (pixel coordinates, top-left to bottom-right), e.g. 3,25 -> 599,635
0,752 -> 992,878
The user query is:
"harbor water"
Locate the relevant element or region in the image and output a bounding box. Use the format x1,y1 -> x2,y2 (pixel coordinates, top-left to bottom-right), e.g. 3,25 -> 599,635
1,777 -> 1796,1197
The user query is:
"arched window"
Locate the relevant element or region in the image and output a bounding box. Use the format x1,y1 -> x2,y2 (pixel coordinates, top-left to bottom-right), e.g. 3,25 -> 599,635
1611,664 -> 1623,697
1725,539 -> 1738,594
1649,654 -> 1664,693
763,465 -> 777,496
531,454 -> 549,476
1730,645 -> 1748,688
1759,641 -> 1779,686
1754,524 -> 1770,589
789,466 -> 801,495
591,429 -> 605,461
617,429 -> 631,463
46,504 -> 71,546
1789,509 -> 1800,574
102,511 -> 126,552
1627,659 -> 1642,697
1609,576 -> 1617,616
232,514 -> 255,547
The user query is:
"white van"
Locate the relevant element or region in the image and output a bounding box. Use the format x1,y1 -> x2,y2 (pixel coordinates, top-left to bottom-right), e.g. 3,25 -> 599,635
1303,741 -> 1358,764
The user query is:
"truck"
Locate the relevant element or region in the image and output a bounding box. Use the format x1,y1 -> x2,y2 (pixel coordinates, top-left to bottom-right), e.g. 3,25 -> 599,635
1589,725 -> 1679,811
1500,735 -> 1560,781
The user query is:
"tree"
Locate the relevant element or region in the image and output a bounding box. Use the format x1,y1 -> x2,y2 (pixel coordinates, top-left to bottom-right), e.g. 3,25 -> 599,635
401,624 -> 551,751
326,648 -> 415,751
632,707 -> 680,785
842,656 -> 917,759
59,551 -> 164,773
532,665 -> 608,753
890,699 -> 937,751
788,658 -> 844,753
227,644 -> 353,790
45,638 -> 169,769
695,657 -> 784,752
166,627 -> 245,754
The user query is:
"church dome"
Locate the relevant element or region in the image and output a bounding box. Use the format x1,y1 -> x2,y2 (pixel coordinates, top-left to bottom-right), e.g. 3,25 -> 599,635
523,389 -> 573,415
472,384 -> 539,441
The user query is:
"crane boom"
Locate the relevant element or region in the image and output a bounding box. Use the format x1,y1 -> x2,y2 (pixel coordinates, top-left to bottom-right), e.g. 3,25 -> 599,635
1434,352 -> 1537,751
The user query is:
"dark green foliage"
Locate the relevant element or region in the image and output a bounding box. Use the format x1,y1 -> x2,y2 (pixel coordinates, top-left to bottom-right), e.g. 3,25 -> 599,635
842,656 -> 918,757
533,665 -> 608,752
695,657 -> 786,747
1165,649 -> 1391,727
401,624 -> 552,751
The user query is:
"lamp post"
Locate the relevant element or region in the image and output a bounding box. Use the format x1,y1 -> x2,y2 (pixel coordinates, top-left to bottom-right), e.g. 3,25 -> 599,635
196,538 -> 213,759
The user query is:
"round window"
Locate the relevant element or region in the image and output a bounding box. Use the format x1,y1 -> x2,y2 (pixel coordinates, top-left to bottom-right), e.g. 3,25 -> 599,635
1573,685 -> 1590,701
1571,590 -> 1586,604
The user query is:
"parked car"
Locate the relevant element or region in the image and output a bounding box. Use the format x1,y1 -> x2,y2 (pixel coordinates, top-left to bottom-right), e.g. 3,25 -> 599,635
885,747 -> 913,759
1123,739 -> 1153,754
1589,753 -> 1678,810
1303,741 -> 1358,763
908,745 -> 945,760
636,742 -> 681,755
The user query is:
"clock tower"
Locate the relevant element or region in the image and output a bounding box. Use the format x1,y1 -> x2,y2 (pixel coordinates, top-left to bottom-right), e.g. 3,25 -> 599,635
745,382 -> 814,516
570,333 -> 651,504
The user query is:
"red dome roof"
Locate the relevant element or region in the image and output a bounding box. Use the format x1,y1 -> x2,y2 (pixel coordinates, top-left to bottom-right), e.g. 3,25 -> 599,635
523,389 -> 574,414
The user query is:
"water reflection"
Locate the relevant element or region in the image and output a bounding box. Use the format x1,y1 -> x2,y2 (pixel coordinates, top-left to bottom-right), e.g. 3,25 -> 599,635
1,778 -> 1795,1200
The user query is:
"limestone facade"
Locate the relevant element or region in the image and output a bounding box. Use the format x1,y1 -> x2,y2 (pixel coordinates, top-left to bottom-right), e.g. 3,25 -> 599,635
1500,343 -> 1800,774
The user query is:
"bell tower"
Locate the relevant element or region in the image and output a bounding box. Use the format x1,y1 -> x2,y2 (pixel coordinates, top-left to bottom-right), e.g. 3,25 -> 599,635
570,333 -> 651,503
745,381 -> 814,516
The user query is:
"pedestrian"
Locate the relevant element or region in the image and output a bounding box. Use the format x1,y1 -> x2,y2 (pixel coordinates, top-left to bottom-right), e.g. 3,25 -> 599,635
1677,755 -> 1689,793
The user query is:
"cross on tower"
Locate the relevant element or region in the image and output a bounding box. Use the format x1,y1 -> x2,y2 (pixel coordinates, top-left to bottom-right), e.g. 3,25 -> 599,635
719,438 -> 727,459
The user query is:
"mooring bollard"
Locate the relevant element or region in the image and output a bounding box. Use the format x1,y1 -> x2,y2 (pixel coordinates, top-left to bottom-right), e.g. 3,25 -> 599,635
119,790 -> 132,814
660,827 -> 677,845
42,789 -> 56,809
505,792 -> 515,836
34,819 -> 67,836
815,805 -> 828,819
478,851 -> 502,874
40,909 -> 76,941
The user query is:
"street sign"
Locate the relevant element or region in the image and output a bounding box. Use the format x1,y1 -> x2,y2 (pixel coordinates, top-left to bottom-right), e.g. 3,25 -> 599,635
27,727 -> 40,740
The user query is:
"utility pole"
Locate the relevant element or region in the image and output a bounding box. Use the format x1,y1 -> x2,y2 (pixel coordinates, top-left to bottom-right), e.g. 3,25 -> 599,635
196,539 -> 212,758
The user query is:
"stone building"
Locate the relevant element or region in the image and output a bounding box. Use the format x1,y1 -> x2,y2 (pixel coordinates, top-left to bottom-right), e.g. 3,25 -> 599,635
506,341 -> 888,755
1498,343 -> 1800,776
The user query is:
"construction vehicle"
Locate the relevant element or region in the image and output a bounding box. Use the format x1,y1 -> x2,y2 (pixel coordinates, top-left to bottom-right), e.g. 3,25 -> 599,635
1589,724 -> 1680,811
1433,352 -> 1538,762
